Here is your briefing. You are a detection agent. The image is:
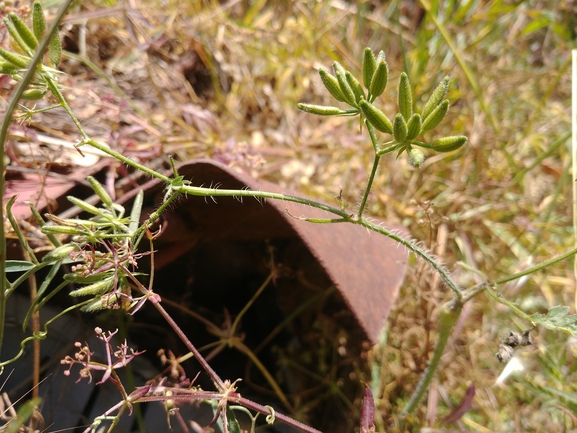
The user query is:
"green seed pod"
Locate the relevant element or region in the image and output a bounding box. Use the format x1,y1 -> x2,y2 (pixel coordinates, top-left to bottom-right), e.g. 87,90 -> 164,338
42,243 -> 78,262
297,103 -> 344,116
0,61 -> 21,75
422,76 -> 450,121
0,47 -> 29,69
362,47 -> 376,89
333,60 -> 346,77
319,68 -> 347,102
9,13 -> 38,51
408,148 -> 425,168
345,71 -> 365,103
369,60 -> 388,100
67,196 -> 101,215
42,225 -> 86,236
430,135 -> 467,153
21,87 -> 47,100
359,100 -> 393,134
87,176 -> 113,208
406,113 -> 422,140
70,277 -> 115,297
49,29 -> 62,67
397,72 -> 413,121
335,70 -> 357,106
421,99 -> 449,133
3,17 -> 32,56
393,113 -> 408,142
32,1 -> 46,40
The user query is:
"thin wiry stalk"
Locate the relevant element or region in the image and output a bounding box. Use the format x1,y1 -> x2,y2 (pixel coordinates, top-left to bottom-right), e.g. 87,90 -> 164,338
0,0 -> 75,356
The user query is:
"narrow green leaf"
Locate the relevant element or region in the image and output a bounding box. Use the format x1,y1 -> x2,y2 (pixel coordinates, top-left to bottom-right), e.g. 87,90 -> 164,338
6,260 -> 36,272
129,190 -> 144,235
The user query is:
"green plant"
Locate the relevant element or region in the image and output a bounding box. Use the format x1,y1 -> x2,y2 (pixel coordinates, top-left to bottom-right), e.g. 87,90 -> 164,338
1,2 -> 577,432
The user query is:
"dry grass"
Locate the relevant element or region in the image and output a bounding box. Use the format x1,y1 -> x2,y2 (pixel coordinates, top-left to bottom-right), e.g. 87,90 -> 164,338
2,0 -> 576,431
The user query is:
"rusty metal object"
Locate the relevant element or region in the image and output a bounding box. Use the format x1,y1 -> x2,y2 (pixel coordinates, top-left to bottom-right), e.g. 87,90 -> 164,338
123,159 -> 408,344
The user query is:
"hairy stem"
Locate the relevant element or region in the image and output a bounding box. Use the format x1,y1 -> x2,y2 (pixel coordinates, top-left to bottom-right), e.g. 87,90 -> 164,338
400,299 -> 463,421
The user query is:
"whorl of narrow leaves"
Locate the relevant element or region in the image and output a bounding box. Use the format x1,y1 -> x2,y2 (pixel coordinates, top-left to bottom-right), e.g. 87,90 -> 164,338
422,76 -> 450,121
319,68 -> 347,103
359,100 -> 393,134
9,13 -> 38,51
33,1 -> 47,40
398,72 -> 413,121
421,99 -> 449,133
369,60 -> 388,100
362,47 -> 376,89
393,113 -> 407,142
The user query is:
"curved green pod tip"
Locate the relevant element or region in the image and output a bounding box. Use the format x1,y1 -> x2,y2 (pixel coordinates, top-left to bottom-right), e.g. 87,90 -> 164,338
87,176 -> 114,208
9,13 -> 38,51
3,17 -> 33,56
408,147 -> 425,168
406,113 -> 422,141
422,76 -> 450,121
421,99 -> 449,134
359,100 -> 393,134
319,68 -> 347,102
362,47 -> 376,89
397,72 -> 413,121
369,60 -> 388,100
297,103 -> 345,116
345,71 -> 365,103
0,47 -> 29,68
430,135 -> 467,153
335,69 -> 357,106
393,113 -> 408,142
49,29 -> 62,67
33,1 -> 47,40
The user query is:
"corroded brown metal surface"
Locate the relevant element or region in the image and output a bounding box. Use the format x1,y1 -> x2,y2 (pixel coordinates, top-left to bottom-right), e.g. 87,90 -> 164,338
121,159 -> 408,344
